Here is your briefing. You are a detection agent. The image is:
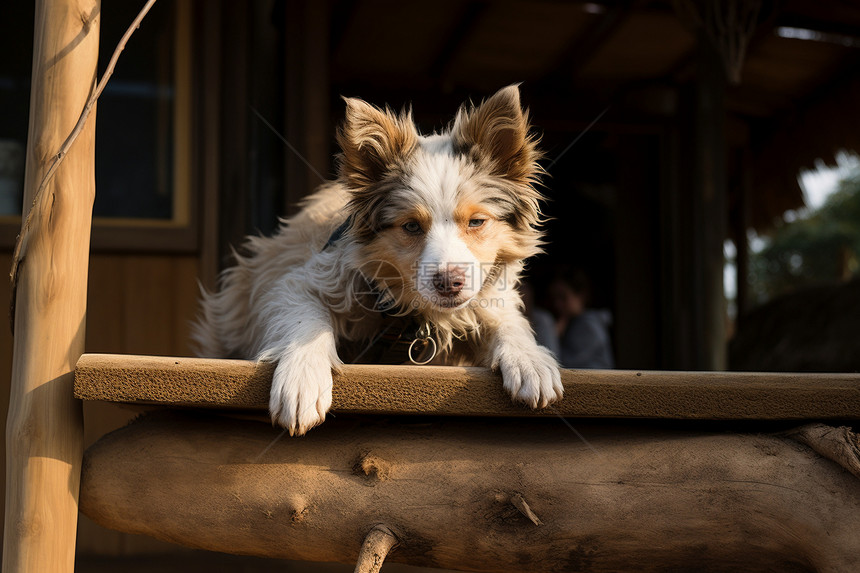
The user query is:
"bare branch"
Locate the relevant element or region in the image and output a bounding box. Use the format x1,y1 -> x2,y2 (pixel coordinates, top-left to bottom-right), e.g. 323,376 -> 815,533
354,525 -> 399,573
10,0 -> 158,296
511,493 -> 544,526
785,423 -> 860,480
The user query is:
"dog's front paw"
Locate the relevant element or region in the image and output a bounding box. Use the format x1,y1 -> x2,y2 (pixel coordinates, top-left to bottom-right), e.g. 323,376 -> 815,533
269,350 -> 334,436
494,344 -> 563,409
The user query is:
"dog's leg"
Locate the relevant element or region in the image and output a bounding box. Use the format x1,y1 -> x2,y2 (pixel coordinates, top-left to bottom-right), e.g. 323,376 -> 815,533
485,291 -> 563,408
257,277 -> 341,436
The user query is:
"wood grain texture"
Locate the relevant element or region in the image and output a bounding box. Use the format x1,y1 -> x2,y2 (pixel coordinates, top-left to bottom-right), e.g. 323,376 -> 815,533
78,254 -> 202,556
75,353 -> 860,420
79,411 -> 860,571
4,1 -> 100,571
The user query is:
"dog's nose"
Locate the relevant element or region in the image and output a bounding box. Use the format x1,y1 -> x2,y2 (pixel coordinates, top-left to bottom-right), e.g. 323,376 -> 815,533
432,270 -> 466,297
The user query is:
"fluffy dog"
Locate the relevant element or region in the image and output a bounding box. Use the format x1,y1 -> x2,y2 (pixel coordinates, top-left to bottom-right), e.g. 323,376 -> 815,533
193,85 -> 562,435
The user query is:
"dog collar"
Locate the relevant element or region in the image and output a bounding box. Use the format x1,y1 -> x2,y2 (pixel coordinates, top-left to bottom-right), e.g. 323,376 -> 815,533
323,214 -> 354,251
349,315 -> 437,365
359,283 -> 437,365
322,230 -> 436,364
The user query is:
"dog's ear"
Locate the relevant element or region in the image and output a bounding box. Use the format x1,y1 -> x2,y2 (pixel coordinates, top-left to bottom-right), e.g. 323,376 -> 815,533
451,85 -> 540,185
337,98 -> 419,188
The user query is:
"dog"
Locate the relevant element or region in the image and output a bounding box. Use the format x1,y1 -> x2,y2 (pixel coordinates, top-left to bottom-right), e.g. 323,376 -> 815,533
192,85 -> 563,435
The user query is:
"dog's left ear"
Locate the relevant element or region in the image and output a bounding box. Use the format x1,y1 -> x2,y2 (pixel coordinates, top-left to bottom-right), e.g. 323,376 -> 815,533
337,98 -> 419,189
451,84 -> 540,185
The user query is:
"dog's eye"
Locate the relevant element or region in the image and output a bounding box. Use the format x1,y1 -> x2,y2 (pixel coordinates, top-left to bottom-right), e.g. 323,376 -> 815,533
402,221 -> 422,234
468,218 -> 486,228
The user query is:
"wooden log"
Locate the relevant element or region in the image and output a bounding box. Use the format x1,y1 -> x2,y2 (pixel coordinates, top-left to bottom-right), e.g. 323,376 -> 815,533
3,1 -> 99,572
80,412 -> 860,572
74,353 -> 860,420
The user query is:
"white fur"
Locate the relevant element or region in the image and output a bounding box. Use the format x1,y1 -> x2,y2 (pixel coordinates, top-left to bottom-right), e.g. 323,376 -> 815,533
193,87 -> 563,435
416,221 -> 481,304
488,288 -> 563,408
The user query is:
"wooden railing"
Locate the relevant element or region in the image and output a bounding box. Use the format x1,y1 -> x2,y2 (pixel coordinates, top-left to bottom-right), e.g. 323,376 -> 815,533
74,353 -> 860,572
75,353 -> 860,420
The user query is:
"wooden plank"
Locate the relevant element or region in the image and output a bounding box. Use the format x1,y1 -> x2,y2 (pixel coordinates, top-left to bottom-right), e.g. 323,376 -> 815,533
75,354 -> 860,420
4,1 -> 100,571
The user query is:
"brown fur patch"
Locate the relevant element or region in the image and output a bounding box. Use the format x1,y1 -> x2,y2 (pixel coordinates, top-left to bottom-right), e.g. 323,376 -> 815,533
453,202 -> 498,259
450,85 -> 543,188
461,223 -> 504,267
393,206 -> 432,234
450,85 -> 545,249
454,183 -> 542,265
361,228 -> 423,301
337,99 -> 421,243
336,98 -> 418,190
453,201 -> 490,226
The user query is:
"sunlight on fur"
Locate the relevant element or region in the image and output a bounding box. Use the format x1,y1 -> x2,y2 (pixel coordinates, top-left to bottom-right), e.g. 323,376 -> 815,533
192,85 -> 562,435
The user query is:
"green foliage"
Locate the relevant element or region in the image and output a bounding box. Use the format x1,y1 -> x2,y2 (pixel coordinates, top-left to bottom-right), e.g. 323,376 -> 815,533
750,169 -> 860,303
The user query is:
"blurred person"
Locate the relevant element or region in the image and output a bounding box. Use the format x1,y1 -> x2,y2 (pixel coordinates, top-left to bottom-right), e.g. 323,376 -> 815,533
520,280 -> 560,357
548,268 -> 615,369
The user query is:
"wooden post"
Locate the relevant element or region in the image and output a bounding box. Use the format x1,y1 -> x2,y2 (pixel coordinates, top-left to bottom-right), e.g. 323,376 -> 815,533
615,135 -> 660,369
198,0 -> 223,289
284,0 -> 331,213
734,146 -> 753,322
692,28 -> 728,370
3,0 -> 99,571
674,30 -> 728,370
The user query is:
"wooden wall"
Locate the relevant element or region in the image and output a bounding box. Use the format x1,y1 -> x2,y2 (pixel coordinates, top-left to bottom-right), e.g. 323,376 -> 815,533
0,252 -> 203,556
81,253 -> 202,555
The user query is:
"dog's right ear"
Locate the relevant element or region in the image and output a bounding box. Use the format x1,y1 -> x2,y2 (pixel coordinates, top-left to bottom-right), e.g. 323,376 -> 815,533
450,85 -> 540,187
337,98 -> 419,188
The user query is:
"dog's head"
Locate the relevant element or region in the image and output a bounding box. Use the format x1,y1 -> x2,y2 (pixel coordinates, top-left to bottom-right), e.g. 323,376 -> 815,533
337,85 -> 544,313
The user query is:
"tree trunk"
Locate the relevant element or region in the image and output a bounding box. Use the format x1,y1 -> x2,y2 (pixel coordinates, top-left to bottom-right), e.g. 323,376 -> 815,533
3,1 -> 99,571
80,412 -> 860,572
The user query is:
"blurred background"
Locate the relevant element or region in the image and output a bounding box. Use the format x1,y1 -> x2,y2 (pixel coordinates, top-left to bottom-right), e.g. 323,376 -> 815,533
2,0 -> 860,570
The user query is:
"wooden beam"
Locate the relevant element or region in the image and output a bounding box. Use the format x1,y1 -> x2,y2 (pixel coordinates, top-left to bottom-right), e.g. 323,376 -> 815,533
284,0 -> 332,212
776,12 -> 860,40
197,0 -> 223,290
672,30 -> 729,370
74,354 -> 860,420
429,2 -> 489,85
4,1 -> 100,571
692,29 -> 728,370
538,2 -> 631,89
614,135 -> 660,369
733,146 -> 753,321
217,0 -> 251,258
328,0 -> 360,63
669,2 -> 779,88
